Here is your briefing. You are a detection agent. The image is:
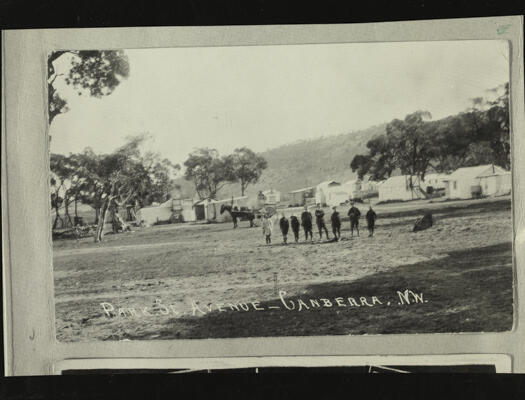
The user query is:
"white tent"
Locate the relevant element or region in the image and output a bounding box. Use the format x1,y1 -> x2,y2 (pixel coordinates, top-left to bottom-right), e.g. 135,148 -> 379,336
135,204 -> 173,227
377,175 -> 426,202
315,181 -> 350,207
136,198 -> 197,226
443,164 -> 511,199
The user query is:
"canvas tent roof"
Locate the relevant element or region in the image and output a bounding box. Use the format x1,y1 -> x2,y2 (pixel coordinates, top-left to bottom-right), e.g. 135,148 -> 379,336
424,173 -> 448,181
443,164 -> 507,181
289,186 -> 315,193
317,180 -> 341,187
194,196 -> 248,206
381,175 -> 413,188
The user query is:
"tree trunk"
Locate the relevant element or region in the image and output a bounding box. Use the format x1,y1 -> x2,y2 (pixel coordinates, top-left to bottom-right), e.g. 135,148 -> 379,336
94,198 -> 111,242
74,198 -> 78,218
52,206 -> 62,229
64,201 -> 73,228
94,207 -> 100,225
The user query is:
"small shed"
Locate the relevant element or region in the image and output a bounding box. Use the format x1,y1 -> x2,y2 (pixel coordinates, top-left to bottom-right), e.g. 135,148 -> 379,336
443,164 -> 511,199
377,175 -> 426,202
315,181 -> 350,207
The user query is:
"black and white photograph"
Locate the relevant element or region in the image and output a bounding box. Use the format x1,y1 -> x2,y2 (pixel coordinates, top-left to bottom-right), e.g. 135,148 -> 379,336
47,39 -> 515,342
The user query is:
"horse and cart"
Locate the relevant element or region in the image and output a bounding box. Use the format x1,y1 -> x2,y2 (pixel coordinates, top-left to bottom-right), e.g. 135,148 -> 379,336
220,203 -> 277,228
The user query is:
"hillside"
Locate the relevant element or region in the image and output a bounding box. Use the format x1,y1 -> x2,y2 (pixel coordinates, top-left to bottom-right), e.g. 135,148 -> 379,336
176,123 -> 386,200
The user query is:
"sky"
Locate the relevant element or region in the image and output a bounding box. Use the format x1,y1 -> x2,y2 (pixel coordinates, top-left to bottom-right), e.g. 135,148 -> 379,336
50,40 -> 509,167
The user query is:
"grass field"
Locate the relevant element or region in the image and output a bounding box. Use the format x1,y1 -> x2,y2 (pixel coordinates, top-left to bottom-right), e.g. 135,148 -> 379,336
53,197 -> 514,341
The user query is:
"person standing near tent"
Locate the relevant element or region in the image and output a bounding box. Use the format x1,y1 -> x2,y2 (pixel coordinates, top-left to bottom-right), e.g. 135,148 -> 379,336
301,205 -> 313,242
347,202 -> 361,237
232,206 -> 239,228
279,213 -> 290,244
331,206 -> 341,241
366,205 -> 377,237
290,214 -> 300,243
262,214 -> 273,245
314,204 -> 330,240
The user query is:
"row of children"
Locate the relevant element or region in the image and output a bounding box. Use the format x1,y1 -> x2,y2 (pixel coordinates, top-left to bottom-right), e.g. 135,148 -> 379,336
261,203 -> 378,245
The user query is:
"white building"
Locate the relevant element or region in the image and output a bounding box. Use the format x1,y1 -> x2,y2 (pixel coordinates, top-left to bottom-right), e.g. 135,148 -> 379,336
342,179 -> 361,200
288,186 -> 316,207
443,164 -> 511,199
136,198 -> 196,226
193,196 -> 249,222
135,204 -> 174,227
422,173 -> 448,190
377,175 -> 426,202
261,189 -> 281,205
315,181 -> 350,207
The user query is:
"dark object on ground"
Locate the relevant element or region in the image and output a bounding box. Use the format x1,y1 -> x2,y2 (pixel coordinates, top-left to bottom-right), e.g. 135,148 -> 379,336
413,212 -> 433,232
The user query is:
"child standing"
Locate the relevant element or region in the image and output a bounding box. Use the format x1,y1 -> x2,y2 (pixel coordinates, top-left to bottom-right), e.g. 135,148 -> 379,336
290,214 -> 300,243
331,206 -> 341,241
366,206 -> 377,237
315,203 -> 330,240
279,213 -> 290,244
301,205 -> 314,242
347,202 -> 361,237
262,214 -> 273,245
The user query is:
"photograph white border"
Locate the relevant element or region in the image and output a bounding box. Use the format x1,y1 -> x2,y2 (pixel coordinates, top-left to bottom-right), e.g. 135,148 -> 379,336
2,15 -> 524,375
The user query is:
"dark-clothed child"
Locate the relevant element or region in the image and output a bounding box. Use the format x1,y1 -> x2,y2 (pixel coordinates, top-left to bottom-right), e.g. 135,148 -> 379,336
314,204 -> 330,240
279,213 -> 290,244
301,205 -> 313,242
366,206 -> 377,237
290,215 -> 300,243
347,203 -> 361,237
331,206 -> 341,241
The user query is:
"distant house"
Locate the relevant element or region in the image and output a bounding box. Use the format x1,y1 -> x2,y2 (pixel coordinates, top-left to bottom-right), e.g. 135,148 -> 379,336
443,164 -> 511,199
261,189 -> 281,205
315,181 -> 350,207
377,175 -> 426,202
288,186 -> 316,207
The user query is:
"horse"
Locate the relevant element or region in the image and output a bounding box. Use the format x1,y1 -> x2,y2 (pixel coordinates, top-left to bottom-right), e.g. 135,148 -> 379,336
220,204 -> 255,228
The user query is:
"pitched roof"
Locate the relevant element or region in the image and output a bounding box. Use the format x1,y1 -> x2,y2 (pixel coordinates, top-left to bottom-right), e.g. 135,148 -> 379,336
289,186 -> 315,193
317,180 -> 341,188
443,164 -> 506,181
381,175 -> 413,188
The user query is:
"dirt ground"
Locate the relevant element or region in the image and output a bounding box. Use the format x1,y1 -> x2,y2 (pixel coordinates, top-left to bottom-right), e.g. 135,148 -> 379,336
53,196 -> 514,341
